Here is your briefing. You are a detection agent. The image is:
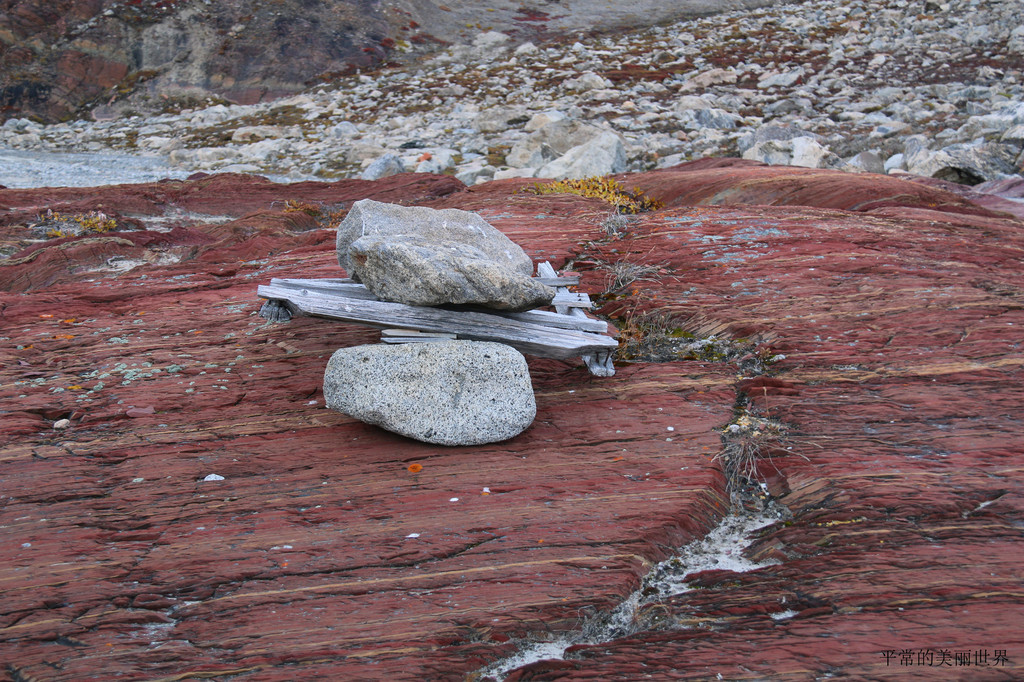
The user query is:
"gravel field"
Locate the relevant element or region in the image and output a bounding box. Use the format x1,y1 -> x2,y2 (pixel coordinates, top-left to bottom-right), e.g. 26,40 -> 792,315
2,0 -> 1022,189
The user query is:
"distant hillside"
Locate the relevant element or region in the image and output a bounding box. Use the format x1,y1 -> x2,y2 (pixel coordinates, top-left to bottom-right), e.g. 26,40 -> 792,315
0,0 -> 780,123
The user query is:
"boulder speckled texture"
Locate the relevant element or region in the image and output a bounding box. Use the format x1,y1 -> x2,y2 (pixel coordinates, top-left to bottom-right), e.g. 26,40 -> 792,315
349,235 -> 554,310
335,199 -> 534,277
323,341 -> 536,446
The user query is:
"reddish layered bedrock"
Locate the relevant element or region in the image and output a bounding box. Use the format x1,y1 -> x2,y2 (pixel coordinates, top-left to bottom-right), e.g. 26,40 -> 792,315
1,160 -> 1022,679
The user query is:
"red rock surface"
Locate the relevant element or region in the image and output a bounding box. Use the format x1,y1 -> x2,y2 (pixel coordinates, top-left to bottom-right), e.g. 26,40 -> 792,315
2,162 -> 1023,680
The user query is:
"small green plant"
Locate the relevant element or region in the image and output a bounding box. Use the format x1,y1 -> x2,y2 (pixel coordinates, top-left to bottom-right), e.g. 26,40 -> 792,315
521,176 -> 664,214
612,303 -> 750,364
32,210 -> 119,239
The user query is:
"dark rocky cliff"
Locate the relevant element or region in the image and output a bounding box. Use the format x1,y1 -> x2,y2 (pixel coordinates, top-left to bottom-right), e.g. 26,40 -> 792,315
0,0 -> 414,122
1,0 -> 783,123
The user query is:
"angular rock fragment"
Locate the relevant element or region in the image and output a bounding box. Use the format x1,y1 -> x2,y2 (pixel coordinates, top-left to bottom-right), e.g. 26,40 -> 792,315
349,236 -> 554,311
514,120 -> 608,159
846,151 -> 886,174
904,138 -> 1019,184
757,66 -> 805,89
506,139 -> 559,168
336,199 -> 533,277
360,154 -> 405,181
743,136 -> 844,170
323,341 -> 536,446
536,131 -> 626,180
737,124 -> 821,155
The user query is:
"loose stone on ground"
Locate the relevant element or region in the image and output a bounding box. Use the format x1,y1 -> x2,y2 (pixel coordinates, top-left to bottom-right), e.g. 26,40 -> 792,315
349,236 -> 554,311
337,199 -> 552,310
336,199 -> 534,277
322,340 -> 537,446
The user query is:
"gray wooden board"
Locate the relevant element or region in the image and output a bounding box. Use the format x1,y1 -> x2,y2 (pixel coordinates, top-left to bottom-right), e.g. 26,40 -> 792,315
534,261 -> 616,377
269,278 -> 591,309
256,283 -> 617,360
264,279 -> 606,333
381,329 -> 457,338
498,309 -> 608,334
274,274 -> 580,287
536,262 -> 560,279
550,290 -> 592,308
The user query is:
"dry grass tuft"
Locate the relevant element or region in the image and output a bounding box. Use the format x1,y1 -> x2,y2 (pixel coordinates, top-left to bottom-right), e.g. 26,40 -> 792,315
278,199 -> 348,229
716,412 -> 790,484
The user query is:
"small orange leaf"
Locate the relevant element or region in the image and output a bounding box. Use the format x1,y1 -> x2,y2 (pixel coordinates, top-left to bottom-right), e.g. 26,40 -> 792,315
407,463 -> 423,473
39,314 -> 54,318
69,385 -> 83,390
54,334 -> 75,340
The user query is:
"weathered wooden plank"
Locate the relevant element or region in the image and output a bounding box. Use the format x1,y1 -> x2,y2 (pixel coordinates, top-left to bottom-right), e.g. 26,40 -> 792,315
499,309 -> 609,334
536,262 -> 560,280
270,279 -> 590,307
267,279 -> 605,332
538,262 -> 571,316
536,262 -> 616,376
551,290 -> 592,309
534,275 -> 580,286
257,283 -> 617,359
381,329 -> 458,343
381,329 -> 457,339
270,279 -> 378,301
275,273 -> 580,287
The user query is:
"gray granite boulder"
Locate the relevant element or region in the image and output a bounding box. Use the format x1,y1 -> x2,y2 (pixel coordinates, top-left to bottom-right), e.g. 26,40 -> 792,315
336,199 -> 533,277
535,131 -> 626,180
904,138 -> 1019,184
360,154 -> 405,181
846,150 -> 886,174
323,341 -> 536,446
349,236 -> 554,311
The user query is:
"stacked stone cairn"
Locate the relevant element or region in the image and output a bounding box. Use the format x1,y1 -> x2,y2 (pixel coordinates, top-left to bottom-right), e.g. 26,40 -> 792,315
323,200 -> 554,446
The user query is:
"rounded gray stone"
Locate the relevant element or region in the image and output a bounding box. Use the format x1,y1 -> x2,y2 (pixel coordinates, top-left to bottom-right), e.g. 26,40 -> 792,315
349,235 -> 554,311
336,199 -> 534,277
323,341 -> 536,446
